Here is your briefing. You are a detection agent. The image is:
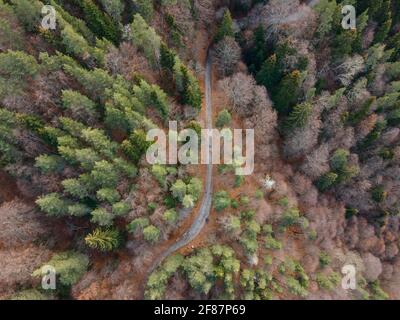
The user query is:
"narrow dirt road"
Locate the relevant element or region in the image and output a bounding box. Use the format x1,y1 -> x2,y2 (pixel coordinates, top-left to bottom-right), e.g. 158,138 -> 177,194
147,51 -> 214,274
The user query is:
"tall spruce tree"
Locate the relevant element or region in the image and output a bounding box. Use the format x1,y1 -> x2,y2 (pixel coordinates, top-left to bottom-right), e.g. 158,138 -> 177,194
85,228 -> 120,251
285,102 -> 313,129
273,70 -> 302,114
214,9 -> 234,43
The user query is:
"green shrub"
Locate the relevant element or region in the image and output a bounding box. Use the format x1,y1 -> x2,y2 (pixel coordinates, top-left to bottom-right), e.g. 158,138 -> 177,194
272,70 -> 302,114
133,80 -> 169,119
280,207 -> 301,228
145,268 -> 169,300
113,158 -> 137,178
81,128 -> 118,159
98,0 -> 124,21
163,253 -> 184,274
330,149 -> 349,171
75,148 -> 100,170
174,62 -> 202,109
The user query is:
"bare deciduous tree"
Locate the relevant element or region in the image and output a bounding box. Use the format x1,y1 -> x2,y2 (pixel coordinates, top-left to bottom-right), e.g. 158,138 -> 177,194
334,55 -> 365,86
214,36 -> 241,76
248,0 -> 316,40
301,144 -> 330,180
284,112 -> 322,159
220,72 -> 275,118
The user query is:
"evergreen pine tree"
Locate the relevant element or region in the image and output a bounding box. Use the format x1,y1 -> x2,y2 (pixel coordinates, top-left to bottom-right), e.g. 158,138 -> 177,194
160,43 -> 176,72
214,9 -> 234,43
331,29 -> 357,59
388,32 -> 400,61
357,0 -> 383,21
316,172 -> 338,191
36,193 -> 69,217
122,130 -> 152,163
33,251 -> 89,286
247,25 -> 267,72
285,102 -> 313,129
353,10 -> 369,53
256,54 -> 281,90
77,0 -> 120,43
85,228 -> 120,251
143,225 -> 161,243
180,65 -> 202,109
273,70 -> 302,114
10,0 -> 42,32
374,1 -> 392,44
347,97 -> 376,125
133,0 -> 154,22
314,0 -> 338,38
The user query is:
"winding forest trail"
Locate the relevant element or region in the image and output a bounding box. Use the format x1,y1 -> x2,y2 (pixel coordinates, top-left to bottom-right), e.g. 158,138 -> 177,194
147,51 -> 214,275
76,50 -> 215,300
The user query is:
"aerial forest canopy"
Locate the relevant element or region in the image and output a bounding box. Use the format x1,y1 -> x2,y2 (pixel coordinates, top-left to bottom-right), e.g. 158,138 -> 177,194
1,0 -> 400,301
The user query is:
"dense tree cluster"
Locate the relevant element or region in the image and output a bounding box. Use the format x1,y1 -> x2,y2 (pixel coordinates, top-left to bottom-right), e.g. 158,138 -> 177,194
0,0 -> 209,300
2,0 -> 400,301
33,251 -> 89,287
234,0 -> 400,299
146,245 -> 240,299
